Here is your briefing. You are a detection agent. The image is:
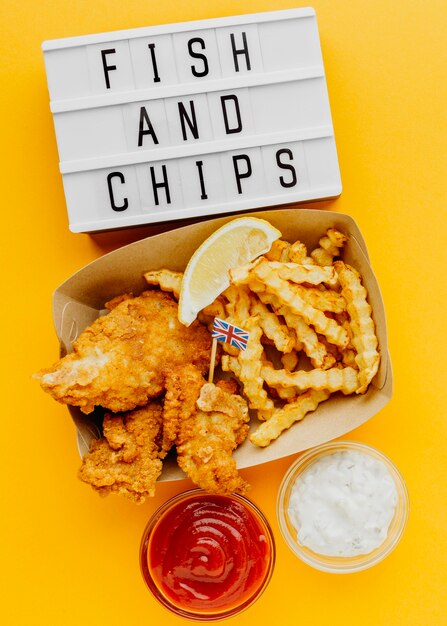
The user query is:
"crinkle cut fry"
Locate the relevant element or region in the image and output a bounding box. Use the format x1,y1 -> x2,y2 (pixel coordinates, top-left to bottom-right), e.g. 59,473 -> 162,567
281,349 -> 299,372
258,291 -> 336,370
264,239 -> 291,261
218,284 -> 252,356
261,362 -> 359,395
250,297 -> 295,353
255,261 -> 338,287
198,295 -> 228,334
342,348 -> 358,368
333,311 -> 358,369
222,355 -> 275,419
292,284 -> 347,314
221,354 -> 241,377
229,257 -> 265,288
201,294 -> 227,319
250,389 -> 330,447
311,228 -> 348,266
224,284 -> 252,323
221,318 -> 274,418
265,239 -> 315,264
143,269 -> 183,298
234,317 -> 274,415
273,385 -> 297,400
287,312 -> 336,370
222,355 -> 290,410
334,261 -> 380,393
288,240 -> 314,264
250,260 -> 349,348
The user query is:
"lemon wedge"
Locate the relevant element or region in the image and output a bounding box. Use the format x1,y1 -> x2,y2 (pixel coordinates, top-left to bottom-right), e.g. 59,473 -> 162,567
178,217 -> 281,326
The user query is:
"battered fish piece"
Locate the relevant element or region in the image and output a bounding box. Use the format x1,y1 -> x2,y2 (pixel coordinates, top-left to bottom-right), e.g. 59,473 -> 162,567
78,402 -> 163,504
35,291 -> 213,414
163,365 -> 250,495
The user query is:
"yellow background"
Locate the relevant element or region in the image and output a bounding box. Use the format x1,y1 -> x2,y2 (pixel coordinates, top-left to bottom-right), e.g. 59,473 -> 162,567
2,0 -> 446,624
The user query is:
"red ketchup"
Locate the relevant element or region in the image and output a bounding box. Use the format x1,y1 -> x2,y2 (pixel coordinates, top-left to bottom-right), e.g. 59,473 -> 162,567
140,492 -> 275,619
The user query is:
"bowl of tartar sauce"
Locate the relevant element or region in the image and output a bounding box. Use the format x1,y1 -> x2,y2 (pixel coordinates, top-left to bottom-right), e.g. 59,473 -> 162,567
277,441 -> 409,573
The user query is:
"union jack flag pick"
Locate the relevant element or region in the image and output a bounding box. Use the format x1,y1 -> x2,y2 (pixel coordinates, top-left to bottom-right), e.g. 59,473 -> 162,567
212,318 -> 249,351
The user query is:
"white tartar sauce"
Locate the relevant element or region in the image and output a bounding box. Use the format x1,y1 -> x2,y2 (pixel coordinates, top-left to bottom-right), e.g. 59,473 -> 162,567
288,450 -> 398,557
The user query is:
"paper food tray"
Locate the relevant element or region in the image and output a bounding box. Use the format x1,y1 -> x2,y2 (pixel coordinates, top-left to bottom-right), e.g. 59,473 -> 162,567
51,208 -> 392,480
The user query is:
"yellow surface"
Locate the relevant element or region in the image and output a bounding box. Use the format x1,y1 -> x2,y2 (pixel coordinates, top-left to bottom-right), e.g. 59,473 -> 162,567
1,1 -> 446,624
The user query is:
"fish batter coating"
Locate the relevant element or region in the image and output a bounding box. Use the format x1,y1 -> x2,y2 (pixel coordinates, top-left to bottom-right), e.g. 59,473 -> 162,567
35,291 -> 213,414
163,365 -> 250,495
78,402 -> 164,504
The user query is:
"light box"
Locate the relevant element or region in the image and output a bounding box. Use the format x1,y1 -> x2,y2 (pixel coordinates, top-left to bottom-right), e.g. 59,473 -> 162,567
43,8 -> 342,233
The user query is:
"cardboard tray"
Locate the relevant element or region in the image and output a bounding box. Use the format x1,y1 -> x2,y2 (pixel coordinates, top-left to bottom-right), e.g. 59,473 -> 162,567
52,208 -> 392,480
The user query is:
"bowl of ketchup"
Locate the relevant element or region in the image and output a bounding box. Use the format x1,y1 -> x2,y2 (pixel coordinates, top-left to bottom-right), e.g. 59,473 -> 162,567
140,489 -> 275,620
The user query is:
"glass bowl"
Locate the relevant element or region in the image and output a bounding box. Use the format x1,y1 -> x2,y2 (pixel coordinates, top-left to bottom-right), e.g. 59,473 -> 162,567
277,441 -> 409,573
140,489 -> 275,620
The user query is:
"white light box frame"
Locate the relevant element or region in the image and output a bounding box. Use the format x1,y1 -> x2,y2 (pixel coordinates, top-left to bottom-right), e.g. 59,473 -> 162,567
43,7 -> 342,233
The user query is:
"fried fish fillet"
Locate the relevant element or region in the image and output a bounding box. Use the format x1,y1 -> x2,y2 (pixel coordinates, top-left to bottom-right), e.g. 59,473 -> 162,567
163,365 -> 250,495
78,402 -> 163,504
35,291 -> 213,414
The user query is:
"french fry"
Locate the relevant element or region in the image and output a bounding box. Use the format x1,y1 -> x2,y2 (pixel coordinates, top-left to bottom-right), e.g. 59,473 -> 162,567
332,311 -> 358,368
144,269 -> 183,298
201,295 -> 227,319
273,385 -> 297,400
250,297 -> 295,353
264,239 -> 291,262
221,354 -> 241,377
219,285 -> 252,356
222,356 -> 275,421
258,292 -> 336,369
265,239 -> 315,264
288,240 -> 314,264
261,362 -> 359,395
197,294 -> 229,334
222,318 -> 275,417
311,228 -> 348,266
334,311 -> 359,370
317,333 -> 343,362
214,294 -> 240,357
278,264 -> 338,288
250,262 -> 349,348
231,259 -> 338,288
229,258 -> 264,287
256,261 -> 339,287
281,349 -> 299,371
342,348 -> 358,369
250,389 -> 330,447
223,284 -> 252,322
335,310 -> 350,325
334,261 -> 380,393
292,284 -> 347,313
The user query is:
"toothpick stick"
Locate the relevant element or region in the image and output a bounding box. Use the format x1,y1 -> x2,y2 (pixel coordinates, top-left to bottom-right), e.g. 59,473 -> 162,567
208,338 -> 218,383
